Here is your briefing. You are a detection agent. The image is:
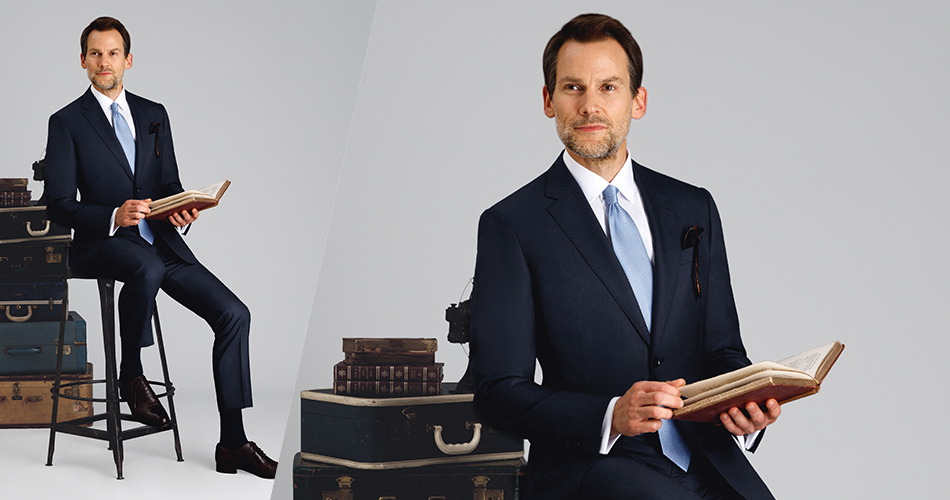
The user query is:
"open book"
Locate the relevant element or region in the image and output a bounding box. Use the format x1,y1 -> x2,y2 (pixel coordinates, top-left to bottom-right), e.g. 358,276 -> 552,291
672,341 -> 844,423
146,180 -> 230,220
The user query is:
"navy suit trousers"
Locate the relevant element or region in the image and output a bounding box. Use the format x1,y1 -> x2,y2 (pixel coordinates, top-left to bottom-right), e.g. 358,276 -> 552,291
71,231 -> 252,411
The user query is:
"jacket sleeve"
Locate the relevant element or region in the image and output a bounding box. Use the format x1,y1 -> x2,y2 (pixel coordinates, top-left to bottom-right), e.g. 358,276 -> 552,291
44,113 -> 114,235
470,208 -> 611,455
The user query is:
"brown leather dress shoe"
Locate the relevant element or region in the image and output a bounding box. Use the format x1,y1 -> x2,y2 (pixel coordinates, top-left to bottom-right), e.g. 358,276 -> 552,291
215,441 -> 277,479
119,375 -> 171,428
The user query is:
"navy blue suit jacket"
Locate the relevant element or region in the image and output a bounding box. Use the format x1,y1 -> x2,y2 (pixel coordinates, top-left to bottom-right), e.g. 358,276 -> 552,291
470,155 -> 773,499
45,88 -> 195,266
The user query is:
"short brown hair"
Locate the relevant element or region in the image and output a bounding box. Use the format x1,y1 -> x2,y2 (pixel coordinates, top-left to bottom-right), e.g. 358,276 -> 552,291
81,17 -> 131,56
543,14 -> 643,96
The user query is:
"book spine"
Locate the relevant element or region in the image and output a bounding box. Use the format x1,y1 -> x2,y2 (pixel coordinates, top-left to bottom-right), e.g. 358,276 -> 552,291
333,362 -> 443,382
332,381 -> 442,397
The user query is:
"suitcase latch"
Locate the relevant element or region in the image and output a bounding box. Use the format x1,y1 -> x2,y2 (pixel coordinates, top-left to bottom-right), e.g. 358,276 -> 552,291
53,339 -> 72,356
322,476 -> 354,500
12,382 -> 22,400
45,246 -> 62,264
472,476 -> 504,500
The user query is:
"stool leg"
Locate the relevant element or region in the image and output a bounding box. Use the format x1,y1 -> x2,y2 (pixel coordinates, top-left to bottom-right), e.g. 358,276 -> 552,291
153,303 -> 183,462
46,279 -> 69,466
99,279 -> 125,480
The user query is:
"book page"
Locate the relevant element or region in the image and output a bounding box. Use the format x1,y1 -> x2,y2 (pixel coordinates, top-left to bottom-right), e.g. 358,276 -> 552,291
777,341 -> 839,378
196,180 -> 227,197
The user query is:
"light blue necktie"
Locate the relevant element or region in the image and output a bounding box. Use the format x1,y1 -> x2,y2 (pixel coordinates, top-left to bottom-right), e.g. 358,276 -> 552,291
603,185 -> 690,472
112,102 -> 154,244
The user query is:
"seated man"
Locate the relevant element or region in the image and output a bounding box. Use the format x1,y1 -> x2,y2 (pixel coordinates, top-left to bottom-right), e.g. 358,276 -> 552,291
44,16 -> 275,479
470,13 -> 780,499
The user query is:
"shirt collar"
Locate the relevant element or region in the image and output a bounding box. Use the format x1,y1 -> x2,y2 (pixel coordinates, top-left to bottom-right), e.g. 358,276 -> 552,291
89,85 -> 130,115
561,149 -> 638,204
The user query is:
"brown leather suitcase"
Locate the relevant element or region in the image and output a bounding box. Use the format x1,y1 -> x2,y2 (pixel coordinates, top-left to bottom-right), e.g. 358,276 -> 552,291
0,363 -> 93,428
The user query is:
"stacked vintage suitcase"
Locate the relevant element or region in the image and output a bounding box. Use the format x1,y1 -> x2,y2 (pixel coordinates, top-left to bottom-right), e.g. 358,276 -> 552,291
295,338 -> 526,499
0,178 -> 93,428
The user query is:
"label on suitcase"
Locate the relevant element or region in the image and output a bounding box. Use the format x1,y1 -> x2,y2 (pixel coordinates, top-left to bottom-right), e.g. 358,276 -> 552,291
0,311 -> 86,375
0,205 -> 72,245
0,281 -> 65,323
0,362 -> 93,428
293,452 -> 525,500
301,384 -> 524,469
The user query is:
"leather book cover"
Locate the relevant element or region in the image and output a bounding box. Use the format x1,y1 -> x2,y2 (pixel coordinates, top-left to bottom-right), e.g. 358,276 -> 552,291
673,376 -> 818,423
342,338 -> 438,354
146,198 -> 219,220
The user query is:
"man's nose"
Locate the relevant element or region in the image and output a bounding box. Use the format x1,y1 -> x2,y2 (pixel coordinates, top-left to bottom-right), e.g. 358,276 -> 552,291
578,92 -> 601,116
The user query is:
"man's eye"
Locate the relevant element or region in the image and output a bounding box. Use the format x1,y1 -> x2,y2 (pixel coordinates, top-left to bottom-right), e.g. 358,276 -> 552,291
604,85 -> 616,91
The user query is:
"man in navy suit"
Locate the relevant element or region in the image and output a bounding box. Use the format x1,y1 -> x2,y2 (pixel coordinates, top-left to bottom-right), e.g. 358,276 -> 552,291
44,17 -> 275,478
471,14 -> 780,499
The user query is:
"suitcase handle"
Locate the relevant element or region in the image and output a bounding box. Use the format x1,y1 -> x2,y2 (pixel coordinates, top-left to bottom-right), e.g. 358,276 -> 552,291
431,422 -> 481,455
4,347 -> 42,356
25,220 -> 51,237
4,305 -> 33,322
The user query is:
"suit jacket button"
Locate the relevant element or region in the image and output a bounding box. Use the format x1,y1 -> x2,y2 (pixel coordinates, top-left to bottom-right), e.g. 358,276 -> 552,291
653,357 -> 662,368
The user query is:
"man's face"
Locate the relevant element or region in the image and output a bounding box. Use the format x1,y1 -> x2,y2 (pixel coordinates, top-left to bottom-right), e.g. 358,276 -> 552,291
80,29 -> 132,93
543,39 -> 646,161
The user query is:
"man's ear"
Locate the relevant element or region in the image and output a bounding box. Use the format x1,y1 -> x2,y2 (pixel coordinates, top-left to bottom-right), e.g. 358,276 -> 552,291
80,52 -> 87,69
543,85 -> 556,118
125,52 -> 133,70
631,86 -> 647,120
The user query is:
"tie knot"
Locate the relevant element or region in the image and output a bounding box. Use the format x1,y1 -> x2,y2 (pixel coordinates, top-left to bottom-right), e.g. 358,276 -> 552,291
111,102 -> 119,113
603,185 -> 619,205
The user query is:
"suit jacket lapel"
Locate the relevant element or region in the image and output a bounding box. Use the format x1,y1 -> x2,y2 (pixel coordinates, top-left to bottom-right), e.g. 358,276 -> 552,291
544,157 -> 652,346
80,88 -> 134,182
128,93 -> 150,181
634,161 -> 683,353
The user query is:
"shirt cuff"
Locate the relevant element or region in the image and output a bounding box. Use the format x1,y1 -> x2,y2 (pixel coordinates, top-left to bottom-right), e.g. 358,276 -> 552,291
736,429 -> 761,451
599,396 -> 622,454
109,208 -> 120,236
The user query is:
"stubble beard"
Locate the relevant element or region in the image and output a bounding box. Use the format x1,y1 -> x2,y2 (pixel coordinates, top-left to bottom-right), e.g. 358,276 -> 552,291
554,109 -> 631,164
90,69 -> 120,92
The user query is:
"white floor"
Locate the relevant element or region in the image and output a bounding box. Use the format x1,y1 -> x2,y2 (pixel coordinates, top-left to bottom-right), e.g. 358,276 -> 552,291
0,391 -> 284,500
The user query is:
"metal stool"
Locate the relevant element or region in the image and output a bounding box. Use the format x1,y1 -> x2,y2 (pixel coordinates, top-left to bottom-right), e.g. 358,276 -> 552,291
46,275 -> 183,479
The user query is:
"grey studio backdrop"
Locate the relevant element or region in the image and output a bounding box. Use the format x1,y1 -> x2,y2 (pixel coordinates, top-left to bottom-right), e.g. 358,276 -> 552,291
0,2 -> 375,499
274,1 -> 950,499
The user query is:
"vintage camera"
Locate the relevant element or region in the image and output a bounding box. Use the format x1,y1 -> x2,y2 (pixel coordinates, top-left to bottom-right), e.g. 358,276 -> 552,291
445,298 -> 471,345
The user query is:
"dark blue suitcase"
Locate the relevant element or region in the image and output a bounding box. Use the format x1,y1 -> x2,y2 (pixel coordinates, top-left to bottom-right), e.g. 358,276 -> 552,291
292,453 -> 524,500
0,311 -> 86,375
0,205 -> 71,244
300,384 -> 524,469
0,281 -> 65,323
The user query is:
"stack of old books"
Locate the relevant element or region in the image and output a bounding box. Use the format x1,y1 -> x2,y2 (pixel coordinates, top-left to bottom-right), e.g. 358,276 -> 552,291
332,338 -> 443,397
0,178 -> 31,208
